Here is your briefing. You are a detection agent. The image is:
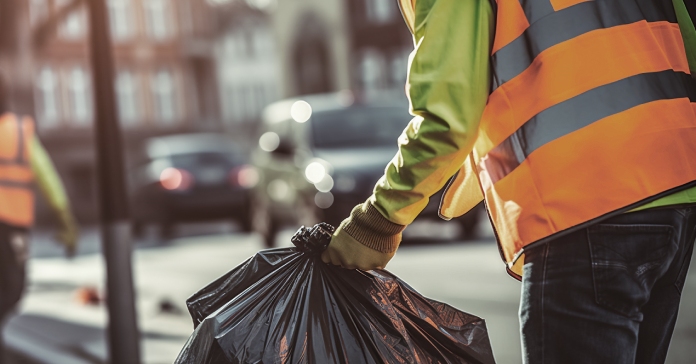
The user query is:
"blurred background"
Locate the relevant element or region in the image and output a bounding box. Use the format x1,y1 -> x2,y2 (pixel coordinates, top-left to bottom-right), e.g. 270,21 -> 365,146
0,0 -> 694,363
20,0 -> 412,224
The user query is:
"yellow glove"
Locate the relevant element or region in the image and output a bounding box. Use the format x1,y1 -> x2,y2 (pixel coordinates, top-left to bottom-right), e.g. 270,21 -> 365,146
321,224 -> 396,271
56,211 -> 79,257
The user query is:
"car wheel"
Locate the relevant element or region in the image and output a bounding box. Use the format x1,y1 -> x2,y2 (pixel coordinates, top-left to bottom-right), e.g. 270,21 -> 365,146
132,220 -> 146,238
251,198 -> 278,249
239,212 -> 253,233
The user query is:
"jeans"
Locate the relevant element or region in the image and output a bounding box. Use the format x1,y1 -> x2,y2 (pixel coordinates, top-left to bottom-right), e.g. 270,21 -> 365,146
520,206 -> 696,364
0,223 -> 28,364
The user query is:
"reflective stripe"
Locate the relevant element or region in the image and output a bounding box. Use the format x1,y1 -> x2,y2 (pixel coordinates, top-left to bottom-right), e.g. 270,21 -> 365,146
550,0 -> 592,11
0,159 -> 29,166
0,180 -> 32,189
481,70 -> 696,187
482,21 -> 689,154
486,99 -> 696,263
492,0 -> 678,90
519,0 -> 554,24
0,165 -> 34,183
491,0 -> 530,54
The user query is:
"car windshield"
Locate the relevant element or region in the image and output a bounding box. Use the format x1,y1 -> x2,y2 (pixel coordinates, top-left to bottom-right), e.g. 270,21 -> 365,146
170,152 -> 241,168
311,107 -> 410,149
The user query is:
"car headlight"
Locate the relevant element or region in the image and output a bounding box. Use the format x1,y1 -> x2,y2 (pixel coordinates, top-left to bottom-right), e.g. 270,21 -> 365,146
314,175 -> 334,193
304,162 -> 326,184
304,158 -> 334,185
315,192 -> 334,209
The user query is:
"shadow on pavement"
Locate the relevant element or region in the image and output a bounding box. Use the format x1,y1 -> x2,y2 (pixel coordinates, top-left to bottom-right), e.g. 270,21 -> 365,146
5,314 -> 190,364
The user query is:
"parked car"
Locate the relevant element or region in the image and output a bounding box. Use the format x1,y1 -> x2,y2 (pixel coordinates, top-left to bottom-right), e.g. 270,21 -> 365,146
127,133 -> 257,238
251,92 -> 482,248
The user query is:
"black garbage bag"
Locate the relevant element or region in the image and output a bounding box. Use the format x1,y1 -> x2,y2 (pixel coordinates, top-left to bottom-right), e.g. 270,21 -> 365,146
175,223 -> 495,364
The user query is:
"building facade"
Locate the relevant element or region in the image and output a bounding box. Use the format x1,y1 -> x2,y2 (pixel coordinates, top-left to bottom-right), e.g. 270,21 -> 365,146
271,0 -> 411,98
210,1 -> 282,131
26,0 -> 413,222
346,0 -> 412,94
32,0 -> 223,220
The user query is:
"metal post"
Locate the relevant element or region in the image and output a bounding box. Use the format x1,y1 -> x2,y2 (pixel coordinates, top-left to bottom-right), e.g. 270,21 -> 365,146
86,0 -> 141,363
0,0 -> 36,116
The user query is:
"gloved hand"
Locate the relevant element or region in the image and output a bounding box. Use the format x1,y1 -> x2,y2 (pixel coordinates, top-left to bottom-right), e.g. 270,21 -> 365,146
56,211 -> 79,258
321,225 -> 396,271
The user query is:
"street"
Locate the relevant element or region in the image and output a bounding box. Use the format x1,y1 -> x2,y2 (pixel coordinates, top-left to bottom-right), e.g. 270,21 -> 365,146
4,220 -> 696,364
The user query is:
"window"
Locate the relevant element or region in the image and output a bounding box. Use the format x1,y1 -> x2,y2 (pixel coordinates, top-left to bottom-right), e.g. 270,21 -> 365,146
144,0 -> 174,40
266,84 -> 277,105
67,67 -> 92,126
223,31 -> 244,58
390,49 -> 410,89
247,85 -> 257,119
108,0 -> 135,41
57,0 -> 86,39
359,50 -> 385,92
30,0 -> 49,27
36,67 -> 61,128
253,28 -> 274,58
255,85 -> 266,115
222,82 -> 240,122
365,0 -> 395,24
116,70 -> 141,126
225,85 -> 245,123
312,107 -> 410,149
151,70 -> 177,124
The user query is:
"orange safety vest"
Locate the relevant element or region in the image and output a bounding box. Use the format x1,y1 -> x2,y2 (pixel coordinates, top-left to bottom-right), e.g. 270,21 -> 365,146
440,0 -> 696,277
0,113 -> 35,228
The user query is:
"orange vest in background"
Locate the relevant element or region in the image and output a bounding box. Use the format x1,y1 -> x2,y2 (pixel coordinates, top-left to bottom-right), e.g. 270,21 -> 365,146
440,0 -> 696,277
0,113 -> 35,228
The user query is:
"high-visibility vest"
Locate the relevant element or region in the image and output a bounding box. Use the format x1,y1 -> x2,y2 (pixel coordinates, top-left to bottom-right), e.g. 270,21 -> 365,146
440,0 -> 696,278
0,113 -> 35,227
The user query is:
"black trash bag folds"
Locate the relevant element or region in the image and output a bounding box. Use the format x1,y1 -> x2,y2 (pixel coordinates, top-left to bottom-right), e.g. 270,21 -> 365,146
175,223 -> 495,364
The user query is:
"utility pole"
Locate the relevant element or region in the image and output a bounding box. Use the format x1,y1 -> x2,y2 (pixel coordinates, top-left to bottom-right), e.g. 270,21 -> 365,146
0,0 -> 36,116
86,0 -> 141,363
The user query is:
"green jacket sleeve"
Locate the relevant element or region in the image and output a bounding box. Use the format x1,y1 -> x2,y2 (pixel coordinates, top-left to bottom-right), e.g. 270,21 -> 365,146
335,0 -> 494,253
674,0 -> 696,76
30,136 -> 71,214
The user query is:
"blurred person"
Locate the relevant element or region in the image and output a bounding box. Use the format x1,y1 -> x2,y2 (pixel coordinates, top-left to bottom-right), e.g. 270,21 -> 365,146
0,77 -> 78,362
322,0 -> 696,362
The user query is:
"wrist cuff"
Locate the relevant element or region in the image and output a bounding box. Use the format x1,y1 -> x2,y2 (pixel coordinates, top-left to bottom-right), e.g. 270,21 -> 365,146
341,201 -> 406,253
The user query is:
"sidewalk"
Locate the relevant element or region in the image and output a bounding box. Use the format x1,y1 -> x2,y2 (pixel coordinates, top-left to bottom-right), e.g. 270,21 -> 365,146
4,223 -> 696,363
5,226 -> 268,364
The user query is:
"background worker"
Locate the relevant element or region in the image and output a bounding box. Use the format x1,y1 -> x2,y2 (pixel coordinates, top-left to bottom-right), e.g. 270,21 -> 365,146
322,0 -> 696,362
0,80 -> 78,362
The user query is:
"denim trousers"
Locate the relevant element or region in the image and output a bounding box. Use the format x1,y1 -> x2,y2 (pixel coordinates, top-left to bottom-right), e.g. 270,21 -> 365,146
0,223 -> 28,364
520,206 -> 696,364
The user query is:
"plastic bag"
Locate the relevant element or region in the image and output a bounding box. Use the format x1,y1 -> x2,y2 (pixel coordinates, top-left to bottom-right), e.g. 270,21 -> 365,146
175,223 -> 495,364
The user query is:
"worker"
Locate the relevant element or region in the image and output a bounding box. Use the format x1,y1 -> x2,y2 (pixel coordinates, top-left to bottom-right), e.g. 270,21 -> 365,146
0,82 -> 78,362
322,0 -> 696,362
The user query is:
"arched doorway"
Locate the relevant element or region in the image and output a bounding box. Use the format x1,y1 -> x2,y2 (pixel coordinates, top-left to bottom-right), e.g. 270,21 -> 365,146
292,15 -> 333,95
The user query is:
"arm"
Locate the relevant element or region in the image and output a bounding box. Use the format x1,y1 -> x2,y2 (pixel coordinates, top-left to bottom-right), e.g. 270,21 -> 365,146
30,136 -> 79,254
322,0 -> 494,269
674,0 -> 696,76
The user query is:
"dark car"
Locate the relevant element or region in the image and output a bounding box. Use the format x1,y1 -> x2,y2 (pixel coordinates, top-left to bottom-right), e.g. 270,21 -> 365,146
128,133 -> 257,237
251,93 -> 482,247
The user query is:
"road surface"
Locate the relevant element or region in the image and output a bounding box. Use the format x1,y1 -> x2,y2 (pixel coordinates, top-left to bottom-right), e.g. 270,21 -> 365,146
4,221 -> 695,363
